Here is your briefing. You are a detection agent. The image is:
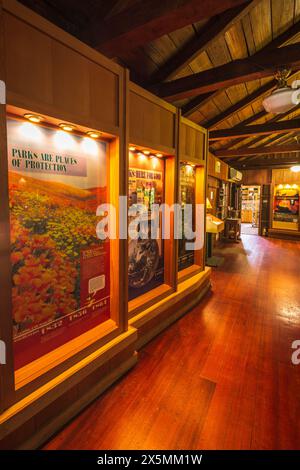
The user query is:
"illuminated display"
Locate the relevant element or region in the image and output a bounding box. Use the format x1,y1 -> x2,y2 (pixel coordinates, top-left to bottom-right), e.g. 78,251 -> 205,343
7,117 -> 110,369
128,151 -> 165,300
178,163 -> 195,271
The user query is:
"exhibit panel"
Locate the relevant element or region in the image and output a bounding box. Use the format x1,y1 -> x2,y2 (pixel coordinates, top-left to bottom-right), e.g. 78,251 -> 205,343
128,83 -> 178,317
0,0 -> 136,447
178,118 -> 207,281
270,169 -> 300,236
128,90 -> 211,346
0,0 -> 212,449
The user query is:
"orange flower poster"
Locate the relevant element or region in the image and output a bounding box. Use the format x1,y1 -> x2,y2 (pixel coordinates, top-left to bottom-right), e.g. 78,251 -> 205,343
7,118 -> 110,370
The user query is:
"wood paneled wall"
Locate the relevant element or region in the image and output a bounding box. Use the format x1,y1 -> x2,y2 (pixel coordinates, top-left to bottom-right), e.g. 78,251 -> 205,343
242,169 -> 272,185
129,83 -> 177,155
272,168 -> 300,184
3,0 -> 124,136
208,152 -> 228,181
179,117 -> 206,165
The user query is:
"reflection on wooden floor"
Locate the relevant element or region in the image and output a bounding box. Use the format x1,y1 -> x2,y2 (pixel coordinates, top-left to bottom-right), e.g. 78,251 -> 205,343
44,235 -> 300,450
241,223 -> 259,236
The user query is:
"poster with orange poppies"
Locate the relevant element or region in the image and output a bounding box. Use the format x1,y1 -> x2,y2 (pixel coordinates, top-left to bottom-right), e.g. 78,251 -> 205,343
7,118 -> 110,370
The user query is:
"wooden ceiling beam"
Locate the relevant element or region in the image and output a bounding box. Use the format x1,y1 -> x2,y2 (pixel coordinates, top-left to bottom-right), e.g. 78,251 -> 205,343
234,160 -> 299,171
218,104 -> 300,151
209,110 -> 268,152
214,144 -> 300,157
183,20 -> 300,120
182,93 -> 215,117
156,43 -> 300,100
87,0 -> 250,57
209,119 -> 300,141
204,80 -> 276,128
148,0 -> 257,85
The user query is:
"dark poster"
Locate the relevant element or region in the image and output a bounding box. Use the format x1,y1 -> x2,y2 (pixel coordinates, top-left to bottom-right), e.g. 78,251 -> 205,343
128,152 -> 165,300
178,163 -> 195,271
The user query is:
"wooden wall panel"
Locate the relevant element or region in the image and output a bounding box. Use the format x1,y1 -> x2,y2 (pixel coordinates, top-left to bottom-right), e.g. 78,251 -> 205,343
208,153 -> 229,181
272,168 -> 300,184
3,8 -> 122,134
179,119 -> 206,164
52,41 -> 90,120
4,13 -> 53,106
89,62 -> 119,128
242,169 -> 272,185
129,85 -> 176,154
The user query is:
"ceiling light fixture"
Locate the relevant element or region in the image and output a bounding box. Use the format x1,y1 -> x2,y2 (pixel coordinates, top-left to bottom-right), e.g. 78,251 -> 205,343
24,113 -> 43,123
291,165 -> 300,172
129,146 -> 136,151
262,69 -> 300,114
59,123 -> 75,132
87,131 -> 101,139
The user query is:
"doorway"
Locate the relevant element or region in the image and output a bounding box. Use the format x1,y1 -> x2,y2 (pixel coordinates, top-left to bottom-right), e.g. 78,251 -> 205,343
241,185 -> 261,235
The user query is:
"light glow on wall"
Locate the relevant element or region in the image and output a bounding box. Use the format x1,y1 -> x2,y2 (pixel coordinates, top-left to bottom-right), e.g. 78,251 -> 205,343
82,137 -> 99,156
291,165 -> 300,172
53,130 -> 75,150
19,122 -> 43,141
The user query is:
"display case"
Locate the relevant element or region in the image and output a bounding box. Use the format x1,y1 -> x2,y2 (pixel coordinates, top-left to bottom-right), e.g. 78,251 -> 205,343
0,0 -> 137,449
128,87 -> 210,348
177,117 -> 207,281
128,84 -> 178,319
241,186 -> 260,226
272,184 -> 299,231
178,163 -> 196,271
0,0 -> 211,450
128,149 -> 166,300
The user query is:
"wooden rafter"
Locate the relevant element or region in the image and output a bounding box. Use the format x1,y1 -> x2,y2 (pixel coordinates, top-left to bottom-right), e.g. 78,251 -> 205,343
148,0 -> 257,85
209,110 -> 268,152
216,104 -> 300,151
87,0 -> 250,57
156,43 -> 300,100
234,157 -> 300,169
204,80 -> 275,128
209,119 -> 300,141
214,144 -> 300,158
183,20 -> 300,119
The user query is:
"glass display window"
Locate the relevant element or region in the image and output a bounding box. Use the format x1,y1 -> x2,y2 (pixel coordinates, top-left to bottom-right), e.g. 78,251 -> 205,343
128,150 -> 165,301
273,183 -> 299,231
178,163 -> 196,271
7,115 -> 111,370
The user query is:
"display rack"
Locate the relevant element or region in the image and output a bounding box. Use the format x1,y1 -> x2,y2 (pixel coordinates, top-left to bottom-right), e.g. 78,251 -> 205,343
273,184 -> 299,231
241,186 -> 260,227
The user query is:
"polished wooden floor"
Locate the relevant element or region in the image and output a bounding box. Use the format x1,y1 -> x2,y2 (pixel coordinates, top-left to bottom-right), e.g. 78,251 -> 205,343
44,235 -> 300,450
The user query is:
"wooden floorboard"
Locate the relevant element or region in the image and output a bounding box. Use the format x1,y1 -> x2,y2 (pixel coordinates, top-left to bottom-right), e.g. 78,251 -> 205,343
43,235 -> 300,450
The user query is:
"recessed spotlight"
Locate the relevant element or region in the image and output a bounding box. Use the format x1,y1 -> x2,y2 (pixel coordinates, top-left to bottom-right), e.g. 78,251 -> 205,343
143,150 -> 150,155
24,113 -> 43,123
156,153 -> 163,157
129,146 -> 136,151
59,123 -> 75,132
291,165 -> 300,172
87,131 -> 101,139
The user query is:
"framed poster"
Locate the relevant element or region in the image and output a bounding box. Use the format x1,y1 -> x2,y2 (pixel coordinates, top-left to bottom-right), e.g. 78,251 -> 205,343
7,117 -> 110,370
178,163 -> 195,271
273,186 -> 299,223
128,152 -> 165,300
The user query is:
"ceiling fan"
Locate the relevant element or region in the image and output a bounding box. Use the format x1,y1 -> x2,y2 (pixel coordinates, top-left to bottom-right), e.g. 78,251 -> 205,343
262,69 -> 300,114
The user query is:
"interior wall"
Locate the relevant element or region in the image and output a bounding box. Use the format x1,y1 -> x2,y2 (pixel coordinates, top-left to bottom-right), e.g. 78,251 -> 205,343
242,169 -> 272,186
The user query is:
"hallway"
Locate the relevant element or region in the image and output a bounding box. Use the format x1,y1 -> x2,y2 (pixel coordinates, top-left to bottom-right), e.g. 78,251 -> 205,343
44,235 -> 300,450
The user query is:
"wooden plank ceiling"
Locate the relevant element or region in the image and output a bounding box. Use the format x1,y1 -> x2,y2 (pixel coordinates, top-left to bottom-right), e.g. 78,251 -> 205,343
19,0 -> 300,170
